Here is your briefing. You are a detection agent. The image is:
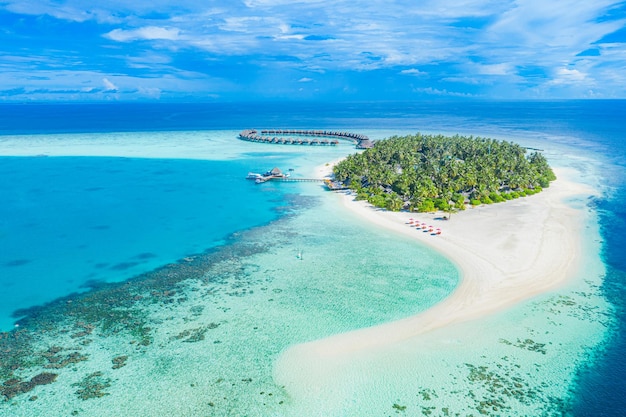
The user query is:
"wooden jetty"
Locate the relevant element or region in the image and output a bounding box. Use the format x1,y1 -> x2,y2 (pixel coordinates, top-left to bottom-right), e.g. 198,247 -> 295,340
258,177 -> 326,184
238,129 -> 374,149
246,168 -> 348,190
256,177 -> 349,190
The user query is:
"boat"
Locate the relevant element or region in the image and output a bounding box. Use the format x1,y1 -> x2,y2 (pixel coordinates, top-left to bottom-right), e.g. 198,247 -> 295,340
246,172 -> 263,180
247,167 -> 290,183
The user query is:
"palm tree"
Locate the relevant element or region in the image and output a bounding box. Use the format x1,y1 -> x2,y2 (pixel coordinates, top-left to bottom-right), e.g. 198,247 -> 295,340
333,133 -> 555,211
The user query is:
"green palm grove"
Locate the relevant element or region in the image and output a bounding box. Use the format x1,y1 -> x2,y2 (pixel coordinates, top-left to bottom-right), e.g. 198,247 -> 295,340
333,133 -> 557,213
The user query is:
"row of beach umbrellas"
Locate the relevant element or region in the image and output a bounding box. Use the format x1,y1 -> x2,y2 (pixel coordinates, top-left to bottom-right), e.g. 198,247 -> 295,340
407,218 -> 441,235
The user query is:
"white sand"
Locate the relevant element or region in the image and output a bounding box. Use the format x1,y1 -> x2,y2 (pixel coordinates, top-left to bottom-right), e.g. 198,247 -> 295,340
276,166 -> 595,391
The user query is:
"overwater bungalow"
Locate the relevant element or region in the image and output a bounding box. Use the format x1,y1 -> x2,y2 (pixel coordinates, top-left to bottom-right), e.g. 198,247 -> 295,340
248,167 -> 290,182
357,139 -> 375,149
266,167 -> 287,177
238,128 -> 374,148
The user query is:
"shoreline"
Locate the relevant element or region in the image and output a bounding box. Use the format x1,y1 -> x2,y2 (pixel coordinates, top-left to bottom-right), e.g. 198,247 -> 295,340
276,164 -> 595,386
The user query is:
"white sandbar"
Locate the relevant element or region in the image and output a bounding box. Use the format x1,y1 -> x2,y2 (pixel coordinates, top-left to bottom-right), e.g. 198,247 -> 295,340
276,166 -> 594,396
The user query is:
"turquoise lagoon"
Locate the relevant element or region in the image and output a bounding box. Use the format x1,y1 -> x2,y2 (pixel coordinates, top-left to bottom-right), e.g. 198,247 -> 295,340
0,101 -> 621,416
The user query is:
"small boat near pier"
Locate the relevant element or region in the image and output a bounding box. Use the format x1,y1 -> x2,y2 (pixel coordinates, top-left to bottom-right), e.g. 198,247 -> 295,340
246,167 -> 291,183
246,167 -> 349,190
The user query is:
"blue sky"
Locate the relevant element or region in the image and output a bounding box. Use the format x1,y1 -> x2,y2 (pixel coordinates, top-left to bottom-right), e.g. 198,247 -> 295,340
1,0 -> 625,101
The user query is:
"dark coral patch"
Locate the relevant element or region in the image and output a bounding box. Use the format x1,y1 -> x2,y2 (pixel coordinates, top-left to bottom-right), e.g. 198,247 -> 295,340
134,252 -> 157,260
109,262 -> 139,271
4,259 -> 31,267
1,372 -> 58,400
91,225 -> 110,230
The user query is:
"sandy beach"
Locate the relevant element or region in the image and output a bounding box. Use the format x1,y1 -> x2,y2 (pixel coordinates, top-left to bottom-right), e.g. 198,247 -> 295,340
276,165 -> 595,395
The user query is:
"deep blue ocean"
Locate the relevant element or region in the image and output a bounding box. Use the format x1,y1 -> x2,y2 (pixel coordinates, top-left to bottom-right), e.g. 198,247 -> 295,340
0,100 -> 624,416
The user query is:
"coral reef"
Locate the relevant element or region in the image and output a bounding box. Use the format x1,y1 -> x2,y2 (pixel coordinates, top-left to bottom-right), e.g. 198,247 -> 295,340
1,372 -> 57,400
72,372 -> 111,400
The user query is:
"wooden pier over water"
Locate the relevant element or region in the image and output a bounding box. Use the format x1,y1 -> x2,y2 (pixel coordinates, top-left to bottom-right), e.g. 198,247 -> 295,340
255,176 -> 325,184
264,177 -> 349,190
247,169 -> 349,190
238,129 -> 375,149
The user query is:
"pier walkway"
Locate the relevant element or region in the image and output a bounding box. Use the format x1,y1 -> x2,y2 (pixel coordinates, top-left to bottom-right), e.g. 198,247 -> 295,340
255,177 -> 325,184
258,177 -> 349,190
238,129 -> 375,149
247,172 -> 349,190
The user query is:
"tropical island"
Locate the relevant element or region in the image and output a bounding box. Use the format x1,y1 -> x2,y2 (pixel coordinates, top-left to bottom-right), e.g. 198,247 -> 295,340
332,133 -> 556,212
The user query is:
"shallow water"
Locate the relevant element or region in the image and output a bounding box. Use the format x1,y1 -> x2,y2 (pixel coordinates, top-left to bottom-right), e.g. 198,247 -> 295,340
1,174 -> 460,416
0,101 -> 624,416
0,155 -> 295,330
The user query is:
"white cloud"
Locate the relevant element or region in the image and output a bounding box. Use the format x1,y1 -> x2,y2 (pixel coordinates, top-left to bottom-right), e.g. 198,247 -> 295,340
485,0 -> 626,59
219,16 -> 265,33
104,26 -> 182,42
124,53 -> 173,69
137,86 -> 162,99
298,77 -> 313,82
400,68 -> 427,76
413,87 -> 475,97
548,68 -> 587,85
442,76 -> 487,85
473,63 -> 511,75
102,77 -> 118,91
0,66 -> 236,101
558,68 -> 586,80
3,0 -> 121,23
3,0 -> 626,98
243,0 -> 328,7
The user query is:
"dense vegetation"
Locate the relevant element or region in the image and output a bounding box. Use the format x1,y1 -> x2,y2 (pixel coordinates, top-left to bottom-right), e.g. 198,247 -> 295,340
333,133 -> 556,212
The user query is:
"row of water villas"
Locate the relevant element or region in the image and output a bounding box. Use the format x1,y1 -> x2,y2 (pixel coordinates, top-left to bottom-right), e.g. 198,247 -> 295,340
239,129 -> 339,146
238,129 -> 374,148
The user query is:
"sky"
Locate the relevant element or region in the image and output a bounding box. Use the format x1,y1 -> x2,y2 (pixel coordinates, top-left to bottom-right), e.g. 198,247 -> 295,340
1,0 -> 625,102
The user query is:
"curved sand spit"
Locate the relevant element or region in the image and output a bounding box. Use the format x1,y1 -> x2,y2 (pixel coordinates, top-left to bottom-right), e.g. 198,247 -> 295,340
275,166 -> 594,393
